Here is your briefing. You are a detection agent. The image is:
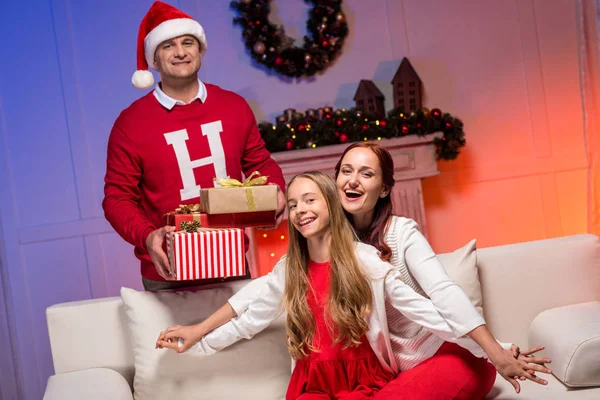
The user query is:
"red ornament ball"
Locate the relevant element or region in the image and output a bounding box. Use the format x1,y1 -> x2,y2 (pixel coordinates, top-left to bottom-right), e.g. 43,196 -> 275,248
286,140 -> 294,150
431,108 -> 442,118
445,122 -> 452,128
275,57 -> 284,66
401,125 -> 409,135
298,125 -> 305,131
336,120 -> 342,127
362,125 -> 368,131
340,133 -> 348,143
380,120 -> 387,127
335,131 -> 340,137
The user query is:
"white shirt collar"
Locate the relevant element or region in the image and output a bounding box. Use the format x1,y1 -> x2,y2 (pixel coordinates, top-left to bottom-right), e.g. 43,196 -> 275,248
153,79 -> 207,110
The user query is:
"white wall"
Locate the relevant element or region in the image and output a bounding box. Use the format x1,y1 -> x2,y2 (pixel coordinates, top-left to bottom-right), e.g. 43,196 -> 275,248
0,0 -> 592,398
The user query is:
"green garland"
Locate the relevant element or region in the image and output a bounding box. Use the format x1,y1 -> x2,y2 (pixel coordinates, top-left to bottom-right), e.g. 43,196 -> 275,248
259,107 -> 466,160
230,0 -> 348,78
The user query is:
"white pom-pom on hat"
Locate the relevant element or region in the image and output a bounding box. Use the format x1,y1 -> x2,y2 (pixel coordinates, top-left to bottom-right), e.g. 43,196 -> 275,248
131,70 -> 155,89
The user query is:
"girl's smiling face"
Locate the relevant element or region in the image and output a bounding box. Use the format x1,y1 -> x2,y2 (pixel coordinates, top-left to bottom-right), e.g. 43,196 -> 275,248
287,177 -> 331,240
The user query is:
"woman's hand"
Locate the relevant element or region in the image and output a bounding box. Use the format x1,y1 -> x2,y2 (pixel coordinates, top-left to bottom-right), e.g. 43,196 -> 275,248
512,345 -> 552,379
155,324 -> 204,353
490,345 -> 552,393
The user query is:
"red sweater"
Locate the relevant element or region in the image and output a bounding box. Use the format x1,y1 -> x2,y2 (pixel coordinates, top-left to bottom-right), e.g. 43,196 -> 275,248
102,84 -> 285,281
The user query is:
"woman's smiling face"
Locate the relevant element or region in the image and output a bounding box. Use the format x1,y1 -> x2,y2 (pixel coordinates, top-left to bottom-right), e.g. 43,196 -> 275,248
336,147 -> 387,216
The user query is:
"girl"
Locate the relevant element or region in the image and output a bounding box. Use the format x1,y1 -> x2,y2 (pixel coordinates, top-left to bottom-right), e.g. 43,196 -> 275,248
157,171 -> 549,399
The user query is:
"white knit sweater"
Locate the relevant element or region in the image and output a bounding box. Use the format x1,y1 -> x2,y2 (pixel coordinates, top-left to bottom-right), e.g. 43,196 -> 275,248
382,216 -> 496,370
196,217 -> 509,371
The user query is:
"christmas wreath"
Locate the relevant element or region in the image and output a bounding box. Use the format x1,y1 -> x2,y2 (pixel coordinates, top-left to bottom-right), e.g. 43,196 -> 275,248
230,0 -> 348,78
259,107 -> 466,161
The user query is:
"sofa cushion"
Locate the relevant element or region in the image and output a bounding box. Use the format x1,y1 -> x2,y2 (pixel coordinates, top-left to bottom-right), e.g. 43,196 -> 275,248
44,368 -> 133,400
120,286 -> 291,400
437,239 -> 484,316
529,301 -> 600,387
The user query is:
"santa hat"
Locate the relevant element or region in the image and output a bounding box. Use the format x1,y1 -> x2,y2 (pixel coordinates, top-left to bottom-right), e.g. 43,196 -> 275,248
132,1 -> 207,89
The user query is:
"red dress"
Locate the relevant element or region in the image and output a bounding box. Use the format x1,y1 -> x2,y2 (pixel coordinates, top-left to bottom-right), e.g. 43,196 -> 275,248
286,260 -> 394,400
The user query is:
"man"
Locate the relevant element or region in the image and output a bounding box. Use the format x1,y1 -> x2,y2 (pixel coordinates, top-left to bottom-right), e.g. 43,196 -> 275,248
103,1 -> 286,291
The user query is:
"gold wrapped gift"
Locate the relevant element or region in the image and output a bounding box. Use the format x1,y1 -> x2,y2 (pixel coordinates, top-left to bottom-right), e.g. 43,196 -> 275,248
199,172 -> 278,215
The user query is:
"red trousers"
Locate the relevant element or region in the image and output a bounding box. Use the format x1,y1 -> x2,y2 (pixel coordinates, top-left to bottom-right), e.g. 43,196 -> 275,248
294,342 -> 497,400
375,342 -> 497,400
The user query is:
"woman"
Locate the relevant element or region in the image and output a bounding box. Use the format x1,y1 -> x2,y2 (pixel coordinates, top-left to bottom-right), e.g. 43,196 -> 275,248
158,144 -> 551,397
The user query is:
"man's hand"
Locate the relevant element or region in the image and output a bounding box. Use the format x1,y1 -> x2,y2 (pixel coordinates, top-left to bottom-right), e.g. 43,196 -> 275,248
274,185 -> 286,227
259,184 -> 287,230
145,226 -> 176,280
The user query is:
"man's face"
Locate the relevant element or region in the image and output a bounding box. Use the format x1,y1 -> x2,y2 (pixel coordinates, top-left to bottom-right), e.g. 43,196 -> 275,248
154,35 -> 201,82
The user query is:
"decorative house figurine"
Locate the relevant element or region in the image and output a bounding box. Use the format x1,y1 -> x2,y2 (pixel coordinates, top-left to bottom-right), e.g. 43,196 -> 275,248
353,80 -> 386,118
391,57 -> 422,112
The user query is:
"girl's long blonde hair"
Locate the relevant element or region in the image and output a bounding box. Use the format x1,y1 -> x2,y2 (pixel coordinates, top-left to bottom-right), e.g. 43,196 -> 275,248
284,171 -> 372,359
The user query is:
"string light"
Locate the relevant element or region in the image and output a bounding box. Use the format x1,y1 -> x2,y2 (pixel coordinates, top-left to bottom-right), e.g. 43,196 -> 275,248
261,107 -> 464,160
263,233 -> 267,238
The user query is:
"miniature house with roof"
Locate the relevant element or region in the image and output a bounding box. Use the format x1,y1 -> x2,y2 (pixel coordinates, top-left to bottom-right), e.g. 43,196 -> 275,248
353,79 -> 386,118
391,57 -> 422,112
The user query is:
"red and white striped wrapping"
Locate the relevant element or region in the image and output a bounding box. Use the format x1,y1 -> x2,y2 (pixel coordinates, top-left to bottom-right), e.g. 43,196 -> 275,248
166,228 -> 245,281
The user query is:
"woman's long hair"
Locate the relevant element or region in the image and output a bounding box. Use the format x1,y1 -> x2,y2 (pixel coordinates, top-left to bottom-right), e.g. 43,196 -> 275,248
334,142 -> 396,261
284,171 -> 372,360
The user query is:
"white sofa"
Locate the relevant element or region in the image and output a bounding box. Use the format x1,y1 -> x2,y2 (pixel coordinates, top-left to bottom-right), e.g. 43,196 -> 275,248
44,234 -> 600,400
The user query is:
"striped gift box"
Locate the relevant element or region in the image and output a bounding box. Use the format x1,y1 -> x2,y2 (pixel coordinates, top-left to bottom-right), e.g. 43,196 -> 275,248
165,228 -> 245,281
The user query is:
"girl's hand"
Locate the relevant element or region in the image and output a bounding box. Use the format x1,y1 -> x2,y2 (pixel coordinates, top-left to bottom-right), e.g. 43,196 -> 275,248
491,345 -> 552,393
155,324 -> 204,353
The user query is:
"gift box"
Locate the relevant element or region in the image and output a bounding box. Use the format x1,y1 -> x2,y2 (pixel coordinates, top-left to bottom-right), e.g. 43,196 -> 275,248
165,204 -> 209,231
166,204 -> 276,230
199,172 -> 278,215
199,211 -> 276,229
166,228 -> 245,281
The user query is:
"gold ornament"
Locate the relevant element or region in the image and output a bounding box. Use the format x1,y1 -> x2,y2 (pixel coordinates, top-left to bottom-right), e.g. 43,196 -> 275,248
253,41 -> 266,55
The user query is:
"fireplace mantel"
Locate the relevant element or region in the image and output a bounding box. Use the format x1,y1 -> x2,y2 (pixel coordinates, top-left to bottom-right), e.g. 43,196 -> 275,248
271,133 -> 442,184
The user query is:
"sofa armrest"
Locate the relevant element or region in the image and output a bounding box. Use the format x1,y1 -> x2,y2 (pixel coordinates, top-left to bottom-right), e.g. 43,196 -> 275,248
43,368 -> 133,400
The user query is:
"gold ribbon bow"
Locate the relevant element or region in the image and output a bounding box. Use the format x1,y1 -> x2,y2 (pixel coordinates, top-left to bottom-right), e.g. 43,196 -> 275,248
173,204 -> 202,214
213,171 -> 268,212
214,171 -> 268,188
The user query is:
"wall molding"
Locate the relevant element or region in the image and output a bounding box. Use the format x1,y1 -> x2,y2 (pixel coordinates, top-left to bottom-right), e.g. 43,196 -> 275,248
19,217 -> 113,245
0,86 -> 38,399
50,0 -> 99,220
517,0 -> 553,159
